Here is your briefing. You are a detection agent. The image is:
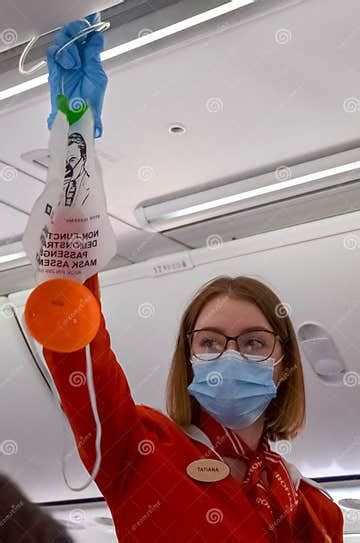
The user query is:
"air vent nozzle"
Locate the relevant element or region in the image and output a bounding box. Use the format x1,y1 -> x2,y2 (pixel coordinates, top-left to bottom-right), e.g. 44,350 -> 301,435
94,515 -> 114,526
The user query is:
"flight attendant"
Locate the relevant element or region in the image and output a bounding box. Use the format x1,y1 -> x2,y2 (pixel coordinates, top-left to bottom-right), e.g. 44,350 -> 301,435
43,273 -> 344,542
42,16 -> 344,542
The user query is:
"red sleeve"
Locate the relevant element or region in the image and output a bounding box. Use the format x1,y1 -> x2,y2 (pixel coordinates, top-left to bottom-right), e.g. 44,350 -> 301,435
42,274 -> 142,499
298,481 -> 344,542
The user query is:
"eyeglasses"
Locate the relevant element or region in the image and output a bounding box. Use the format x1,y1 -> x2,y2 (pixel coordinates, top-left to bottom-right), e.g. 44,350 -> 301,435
186,327 -> 284,362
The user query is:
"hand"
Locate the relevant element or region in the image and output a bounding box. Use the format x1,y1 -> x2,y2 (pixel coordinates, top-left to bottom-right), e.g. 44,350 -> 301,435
47,12 -> 108,138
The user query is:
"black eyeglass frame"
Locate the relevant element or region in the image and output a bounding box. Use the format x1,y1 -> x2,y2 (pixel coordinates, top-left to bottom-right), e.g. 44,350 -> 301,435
186,327 -> 287,362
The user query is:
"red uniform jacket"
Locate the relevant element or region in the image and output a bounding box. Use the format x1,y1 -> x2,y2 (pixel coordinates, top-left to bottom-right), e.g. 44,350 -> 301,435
42,275 -> 344,542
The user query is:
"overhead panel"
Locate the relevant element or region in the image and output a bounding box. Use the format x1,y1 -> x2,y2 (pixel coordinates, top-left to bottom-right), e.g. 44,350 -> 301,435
109,215 -> 188,262
164,182 -> 360,249
0,0 -> 125,52
0,160 -> 43,214
0,203 -> 28,242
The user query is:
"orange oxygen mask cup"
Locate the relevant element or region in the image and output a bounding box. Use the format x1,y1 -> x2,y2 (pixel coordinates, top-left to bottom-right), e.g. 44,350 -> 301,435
24,278 -> 101,352
24,278 -> 103,492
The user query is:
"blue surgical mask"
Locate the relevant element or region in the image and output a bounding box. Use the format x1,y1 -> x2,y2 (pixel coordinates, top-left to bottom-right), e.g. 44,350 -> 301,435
187,348 -> 284,430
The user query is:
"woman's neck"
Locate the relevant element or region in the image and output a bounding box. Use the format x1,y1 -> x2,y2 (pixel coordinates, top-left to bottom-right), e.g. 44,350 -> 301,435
231,414 -> 266,451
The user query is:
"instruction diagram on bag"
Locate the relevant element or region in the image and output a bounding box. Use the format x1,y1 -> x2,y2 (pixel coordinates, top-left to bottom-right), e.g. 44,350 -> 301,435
64,132 -> 90,207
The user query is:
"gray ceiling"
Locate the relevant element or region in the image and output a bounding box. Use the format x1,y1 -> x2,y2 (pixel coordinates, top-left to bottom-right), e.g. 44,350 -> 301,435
1,0 -> 360,290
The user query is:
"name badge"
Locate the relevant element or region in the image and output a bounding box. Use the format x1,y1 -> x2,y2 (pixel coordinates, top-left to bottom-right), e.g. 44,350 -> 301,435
186,459 -> 230,482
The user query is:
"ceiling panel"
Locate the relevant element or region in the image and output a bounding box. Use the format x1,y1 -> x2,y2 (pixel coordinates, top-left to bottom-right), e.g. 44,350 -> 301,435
0,202 -> 28,241
0,0 -> 123,52
0,160 -> 43,214
0,0 -> 360,272
109,215 -> 188,261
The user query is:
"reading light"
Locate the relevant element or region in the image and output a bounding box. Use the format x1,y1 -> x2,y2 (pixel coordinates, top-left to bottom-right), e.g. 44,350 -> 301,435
0,0 -> 255,101
160,162 -> 360,220
134,160 -> 360,231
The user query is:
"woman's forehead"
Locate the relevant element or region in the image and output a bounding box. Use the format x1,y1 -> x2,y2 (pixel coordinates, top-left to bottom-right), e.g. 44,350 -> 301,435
195,295 -> 271,331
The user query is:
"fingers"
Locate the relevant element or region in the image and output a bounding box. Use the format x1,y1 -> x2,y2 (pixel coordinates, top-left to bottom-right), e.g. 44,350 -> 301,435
94,119 -> 103,139
85,12 -> 101,27
46,44 -> 60,72
50,21 -> 90,69
47,17 -> 105,70
62,20 -> 90,40
46,46 -> 61,96
55,38 -> 81,69
83,31 -> 105,63
47,110 -> 56,131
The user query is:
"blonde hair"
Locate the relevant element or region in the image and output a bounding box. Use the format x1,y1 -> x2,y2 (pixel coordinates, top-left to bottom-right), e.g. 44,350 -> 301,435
166,275 -> 306,442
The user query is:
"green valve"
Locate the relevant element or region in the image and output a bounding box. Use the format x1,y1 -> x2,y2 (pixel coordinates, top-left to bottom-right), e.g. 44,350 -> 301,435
56,94 -> 89,125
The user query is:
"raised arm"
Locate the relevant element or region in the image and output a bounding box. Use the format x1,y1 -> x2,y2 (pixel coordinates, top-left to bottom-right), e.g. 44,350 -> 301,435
42,274 -> 142,499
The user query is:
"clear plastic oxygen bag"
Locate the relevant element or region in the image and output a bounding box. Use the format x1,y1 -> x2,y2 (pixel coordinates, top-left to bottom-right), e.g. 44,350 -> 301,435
23,96 -> 117,491
23,95 -> 116,284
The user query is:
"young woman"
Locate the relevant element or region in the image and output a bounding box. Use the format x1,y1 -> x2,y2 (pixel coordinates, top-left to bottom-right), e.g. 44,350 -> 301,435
43,273 -> 344,542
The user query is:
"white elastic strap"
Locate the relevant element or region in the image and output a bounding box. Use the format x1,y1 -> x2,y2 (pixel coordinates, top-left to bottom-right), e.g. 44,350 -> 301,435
61,344 -> 102,491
